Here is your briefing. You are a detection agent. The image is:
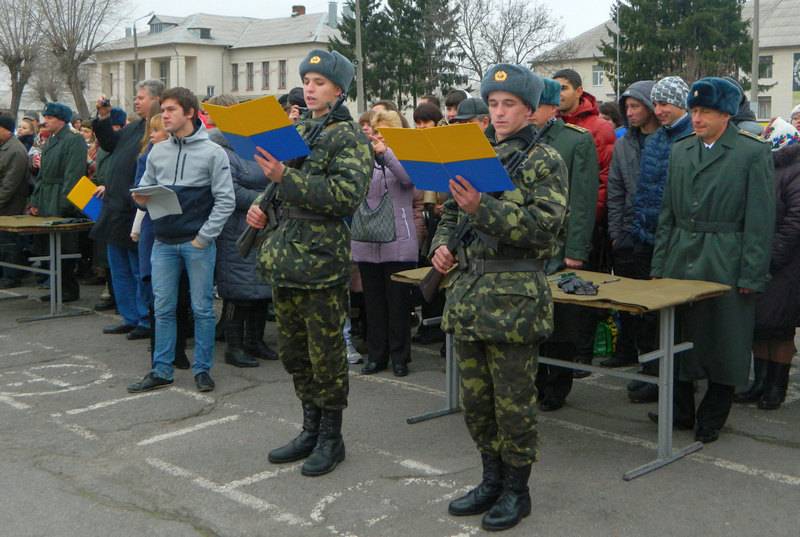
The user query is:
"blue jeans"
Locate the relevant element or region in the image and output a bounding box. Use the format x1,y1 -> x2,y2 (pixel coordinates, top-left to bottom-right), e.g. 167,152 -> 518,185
151,240 -> 217,380
107,244 -> 149,328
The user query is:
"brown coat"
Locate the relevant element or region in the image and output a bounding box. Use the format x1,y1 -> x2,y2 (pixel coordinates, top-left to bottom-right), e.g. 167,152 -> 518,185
0,136 -> 30,215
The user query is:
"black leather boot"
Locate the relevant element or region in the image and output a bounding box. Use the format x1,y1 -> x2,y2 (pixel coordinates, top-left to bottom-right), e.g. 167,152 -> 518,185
759,362 -> 791,410
301,408 -> 345,476
448,453 -> 503,516
734,357 -> 768,403
244,303 -> 278,360
269,403 -> 321,463
225,308 -> 259,368
481,463 -> 532,531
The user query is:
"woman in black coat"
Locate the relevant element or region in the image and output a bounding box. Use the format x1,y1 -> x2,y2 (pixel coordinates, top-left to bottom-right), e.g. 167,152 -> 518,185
737,118 -> 800,409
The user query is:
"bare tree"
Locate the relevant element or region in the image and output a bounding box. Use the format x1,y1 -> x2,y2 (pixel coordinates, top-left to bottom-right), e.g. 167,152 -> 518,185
36,0 -> 126,117
31,51 -> 65,105
454,0 -> 564,83
0,0 -> 40,117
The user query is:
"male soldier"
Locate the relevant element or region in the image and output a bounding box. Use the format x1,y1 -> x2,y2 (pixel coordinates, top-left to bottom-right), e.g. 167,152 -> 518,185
650,77 -> 774,443
29,102 -> 87,302
450,97 -> 491,132
246,49 -> 372,476
530,77 -> 599,411
431,64 -> 567,531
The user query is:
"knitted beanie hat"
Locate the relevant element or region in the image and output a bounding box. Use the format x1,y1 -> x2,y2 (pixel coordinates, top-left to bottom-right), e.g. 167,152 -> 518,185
651,76 -> 690,109
762,117 -> 800,151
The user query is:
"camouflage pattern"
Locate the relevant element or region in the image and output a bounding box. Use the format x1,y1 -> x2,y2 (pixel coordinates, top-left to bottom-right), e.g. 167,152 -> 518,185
256,107 -> 372,290
456,339 -> 539,466
30,125 -> 87,217
274,284 -> 349,410
430,124 -> 568,343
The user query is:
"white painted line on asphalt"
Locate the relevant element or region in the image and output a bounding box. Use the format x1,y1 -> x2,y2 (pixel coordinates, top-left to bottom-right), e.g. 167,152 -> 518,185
221,463 -> 304,490
170,386 -> 216,403
137,414 -> 240,446
350,370 -> 448,397
58,422 -> 98,440
352,442 -> 447,476
0,394 -> 30,409
146,457 -> 310,526
22,370 -> 71,387
398,459 -> 446,475
0,350 -> 32,358
542,416 -> 800,487
575,374 -> 626,391
64,392 -> 162,415
310,491 -> 343,522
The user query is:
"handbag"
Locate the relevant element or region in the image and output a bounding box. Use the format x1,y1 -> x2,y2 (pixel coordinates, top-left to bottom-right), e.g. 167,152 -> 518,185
351,166 -> 396,243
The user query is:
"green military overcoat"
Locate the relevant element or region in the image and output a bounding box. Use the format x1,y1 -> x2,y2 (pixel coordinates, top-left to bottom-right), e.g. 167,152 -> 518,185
651,124 -> 774,386
431,125 -> 568,344
31,127 -> 87,217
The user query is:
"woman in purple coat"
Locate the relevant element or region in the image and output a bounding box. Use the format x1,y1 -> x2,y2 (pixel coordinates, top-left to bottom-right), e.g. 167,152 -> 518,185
353,110 -> 418,377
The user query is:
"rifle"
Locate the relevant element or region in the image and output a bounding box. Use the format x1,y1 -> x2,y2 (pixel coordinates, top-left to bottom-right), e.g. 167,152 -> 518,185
236,93 -> 348,258
418,127 -> 546,302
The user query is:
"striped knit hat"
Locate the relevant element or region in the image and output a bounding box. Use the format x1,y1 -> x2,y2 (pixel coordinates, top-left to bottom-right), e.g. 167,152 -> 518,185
651,76 -> 689,109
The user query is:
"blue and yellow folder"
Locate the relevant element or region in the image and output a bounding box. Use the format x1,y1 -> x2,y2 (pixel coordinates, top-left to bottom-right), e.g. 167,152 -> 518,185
66,176 -> 102,221
378,123 -> 514,193
203,95 -> 309,162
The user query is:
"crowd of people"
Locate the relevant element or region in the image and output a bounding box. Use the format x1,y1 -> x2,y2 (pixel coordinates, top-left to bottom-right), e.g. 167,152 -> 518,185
1,47 -> 799,532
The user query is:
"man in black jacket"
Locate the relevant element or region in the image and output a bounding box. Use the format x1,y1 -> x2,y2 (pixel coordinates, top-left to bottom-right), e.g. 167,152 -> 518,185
92,79 -> 164,339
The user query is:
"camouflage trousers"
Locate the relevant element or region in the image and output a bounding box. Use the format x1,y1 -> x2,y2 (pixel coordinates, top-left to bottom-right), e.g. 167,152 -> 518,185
273,285 -> 349,410
455,339 -> 539,467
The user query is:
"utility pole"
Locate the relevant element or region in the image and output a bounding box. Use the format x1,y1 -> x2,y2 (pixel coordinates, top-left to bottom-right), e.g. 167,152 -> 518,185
750,0 -> 759,115
354,0 -> 366,113
615,4 -> 620,101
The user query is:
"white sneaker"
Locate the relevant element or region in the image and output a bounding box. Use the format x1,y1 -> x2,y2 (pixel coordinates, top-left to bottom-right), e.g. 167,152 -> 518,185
346,343 -> 363,364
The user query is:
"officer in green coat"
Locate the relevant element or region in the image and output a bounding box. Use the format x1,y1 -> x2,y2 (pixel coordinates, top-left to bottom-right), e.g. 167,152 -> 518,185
530,77 -> 599,411
431,65 -> 567,531
650,77 -> 774,444
29,102 -> 88,302
246,49 -> 372,477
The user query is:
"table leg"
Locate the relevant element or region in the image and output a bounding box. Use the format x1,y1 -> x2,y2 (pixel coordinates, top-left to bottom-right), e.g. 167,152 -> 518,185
407,333 -> 461,424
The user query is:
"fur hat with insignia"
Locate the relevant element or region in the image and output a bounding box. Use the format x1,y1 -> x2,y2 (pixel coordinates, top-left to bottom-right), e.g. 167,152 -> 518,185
480,64 -> 543,111
686,77 -> 741,116
109,107 -> 127,127
42,102 -> 73,123
299,49 -> 355,93
539,78 -> 561,106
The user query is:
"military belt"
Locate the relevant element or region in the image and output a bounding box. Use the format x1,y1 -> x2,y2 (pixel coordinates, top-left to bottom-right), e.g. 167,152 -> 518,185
676,219 -> 743,233
462,258 -> 545,275
281,207 -> 338,222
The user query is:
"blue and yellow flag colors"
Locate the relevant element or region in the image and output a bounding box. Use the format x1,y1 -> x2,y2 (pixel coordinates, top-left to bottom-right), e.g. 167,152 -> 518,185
66,176 -> 102,221
203,95 -> 309,162
378,123 -> 514,193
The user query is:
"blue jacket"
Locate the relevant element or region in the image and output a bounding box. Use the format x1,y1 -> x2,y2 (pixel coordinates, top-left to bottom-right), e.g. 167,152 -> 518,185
631,114 -> 693,246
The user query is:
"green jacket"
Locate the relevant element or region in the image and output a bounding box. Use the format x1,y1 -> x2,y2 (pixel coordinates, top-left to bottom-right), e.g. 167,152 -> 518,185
31,127 -> 87,217
257,110 -> 372,290
538,118 -> 598,263
431,125 -> 568,344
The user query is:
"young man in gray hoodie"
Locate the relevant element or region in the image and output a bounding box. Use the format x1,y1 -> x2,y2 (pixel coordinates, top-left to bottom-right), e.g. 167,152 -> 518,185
128,87 -> 235,393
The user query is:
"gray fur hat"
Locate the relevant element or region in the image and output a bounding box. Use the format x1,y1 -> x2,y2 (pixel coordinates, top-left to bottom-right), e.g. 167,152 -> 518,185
651,76 -> 689,109
480,64 -> 543,111
299,49 -> 355,93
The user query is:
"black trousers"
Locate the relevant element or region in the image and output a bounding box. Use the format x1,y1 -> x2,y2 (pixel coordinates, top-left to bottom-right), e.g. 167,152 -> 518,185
358,261 -> 416,367
612,244 -> 657,360
676,381 -> 735,430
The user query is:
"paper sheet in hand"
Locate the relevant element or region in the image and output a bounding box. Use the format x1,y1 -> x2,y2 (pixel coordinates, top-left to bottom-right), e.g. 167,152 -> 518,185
378,123 -> 515,193
130,185 -> 183,220
203,95 -> 310,162
66,176 -> 103,221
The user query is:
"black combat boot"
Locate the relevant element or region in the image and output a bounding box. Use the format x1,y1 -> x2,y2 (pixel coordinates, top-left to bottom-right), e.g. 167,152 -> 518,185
224,308 -> 259,368
244,303 -> 278,360
301,408 -> 345,476
481,463 -> 532,531
759,362 -> 791,410
448,453 -> 503,516
734,357 -> 768,403
268,403 -> 321,463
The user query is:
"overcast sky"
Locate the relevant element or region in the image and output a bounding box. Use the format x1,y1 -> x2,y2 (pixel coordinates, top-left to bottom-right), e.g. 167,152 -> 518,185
124,0 -> 613,40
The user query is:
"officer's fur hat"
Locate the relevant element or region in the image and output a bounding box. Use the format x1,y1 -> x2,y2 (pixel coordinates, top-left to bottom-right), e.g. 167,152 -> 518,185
480,64 -> 543,111
109,107 -> 127,127
686,77 -> 741,116
299,49 -> 354,93
539,78 -> 561,106
42,102 -> 73,123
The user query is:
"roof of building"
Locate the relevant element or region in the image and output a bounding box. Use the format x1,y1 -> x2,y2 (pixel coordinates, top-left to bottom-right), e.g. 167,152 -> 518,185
543,20 -> 618,62
100,11 -> 338,52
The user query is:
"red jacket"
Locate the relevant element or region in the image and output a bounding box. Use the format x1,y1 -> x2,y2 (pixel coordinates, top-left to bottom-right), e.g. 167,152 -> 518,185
560,92 -> 615,221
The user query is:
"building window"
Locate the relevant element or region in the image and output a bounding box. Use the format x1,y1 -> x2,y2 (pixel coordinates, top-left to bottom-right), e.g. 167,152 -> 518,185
246,62 -> 254,91
261,61 -> 270,90
109,72 -> 114,96
758,55 -> 773,79
207,85 -> 215,98
279,60 -> 287,90
232,63 -> 239,91
592,64 -> 604,87
757,96 -> 771,120
159,61 -> 169,86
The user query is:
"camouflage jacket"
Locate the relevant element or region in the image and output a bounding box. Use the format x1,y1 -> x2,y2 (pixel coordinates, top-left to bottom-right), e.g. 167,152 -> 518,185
430,124 -> 568,343
257,107 -> 372,290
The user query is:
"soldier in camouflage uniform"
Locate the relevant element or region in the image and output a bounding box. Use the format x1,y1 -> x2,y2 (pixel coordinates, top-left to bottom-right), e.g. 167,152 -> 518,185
246,49 -> 372,477
430,64 -> 567,531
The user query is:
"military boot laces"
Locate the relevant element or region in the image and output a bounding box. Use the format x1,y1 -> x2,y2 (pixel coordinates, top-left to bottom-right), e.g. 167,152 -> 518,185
301,409 -> 345,477
268,403 -> 320,463
481,463 -> 532,532
448,453 -> 503,516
